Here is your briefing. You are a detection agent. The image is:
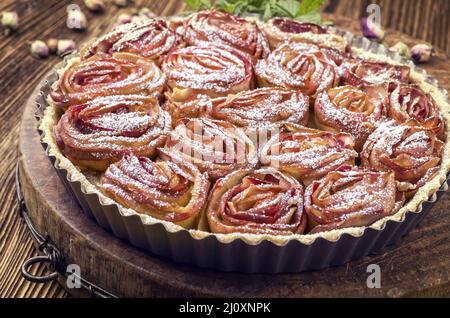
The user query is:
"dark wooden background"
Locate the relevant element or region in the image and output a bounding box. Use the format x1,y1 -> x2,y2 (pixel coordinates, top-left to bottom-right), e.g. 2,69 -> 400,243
0,0 -> 448,298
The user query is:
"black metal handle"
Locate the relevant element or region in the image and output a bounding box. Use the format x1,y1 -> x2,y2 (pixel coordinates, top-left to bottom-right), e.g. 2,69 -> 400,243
21,256 -> 59,283
15,162 -> 117,298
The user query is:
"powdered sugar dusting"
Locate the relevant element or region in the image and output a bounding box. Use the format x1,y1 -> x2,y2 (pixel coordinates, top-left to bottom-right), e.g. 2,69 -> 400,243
255,42 -> 339,97
163,45 -> 253,97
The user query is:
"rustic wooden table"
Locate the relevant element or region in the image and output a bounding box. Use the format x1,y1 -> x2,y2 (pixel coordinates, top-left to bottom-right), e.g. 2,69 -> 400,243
0,0 -> 449,298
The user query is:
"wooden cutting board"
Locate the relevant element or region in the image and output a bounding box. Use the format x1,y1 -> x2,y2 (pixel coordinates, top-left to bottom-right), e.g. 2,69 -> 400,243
18,15 -> 450,298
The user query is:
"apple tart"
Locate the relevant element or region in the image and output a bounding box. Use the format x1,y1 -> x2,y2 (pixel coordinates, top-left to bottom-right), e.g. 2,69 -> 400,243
39,10 -> 450,250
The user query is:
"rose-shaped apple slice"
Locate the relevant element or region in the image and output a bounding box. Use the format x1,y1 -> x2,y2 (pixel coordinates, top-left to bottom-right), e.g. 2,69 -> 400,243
305,166 -> 405,234
388,84 -> 444,138
260,124 -> 358,185
55,95 -> 171,171
163,118 -> 258,181
162,44 -> 254,102
340,58 -> 410,88
264,17 -> 349,52
163,87 -> 309,133
361,120 -> 444,195
80,19 -> 183,65
205,168 -> 307,235
183,9 -> 270,61
100,151 -> 210,228
50,53 -> 165,109
315,84 -> 389,151
255,42 -> 341,98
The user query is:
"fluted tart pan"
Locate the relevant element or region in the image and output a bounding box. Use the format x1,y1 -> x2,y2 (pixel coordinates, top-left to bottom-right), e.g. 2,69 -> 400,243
36,23 -> 450,273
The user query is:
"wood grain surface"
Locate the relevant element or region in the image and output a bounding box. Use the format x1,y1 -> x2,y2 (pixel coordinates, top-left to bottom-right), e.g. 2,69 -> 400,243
0,0 -> 449,298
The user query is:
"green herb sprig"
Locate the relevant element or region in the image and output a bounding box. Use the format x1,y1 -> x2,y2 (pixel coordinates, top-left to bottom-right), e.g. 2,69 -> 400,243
184,0 -> 327,24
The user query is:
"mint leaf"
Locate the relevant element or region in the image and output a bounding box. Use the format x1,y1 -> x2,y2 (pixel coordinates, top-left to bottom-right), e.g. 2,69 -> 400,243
296,11 -> 323,24
296,0 -> 324,17
185,0 -> 202,10
185,0 -> 213,10
215,0 -> 242,13
277,0 -> 301,16
185,0 -> 326,25
234,1 -> 250,15
201,0 -> 213,8
263,2 -> 272,21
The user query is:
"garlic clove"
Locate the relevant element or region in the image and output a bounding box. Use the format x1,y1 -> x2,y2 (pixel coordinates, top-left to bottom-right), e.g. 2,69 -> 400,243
138,8 -> 156,19
131,15 -> 146,24
114,0 -> 129,7
411,44 -> 433,63
116,13 -> 132,24
1,11 -> 19,35
84,0 -> 106,13
57,39 -> 77,57
47,38 -> 58,54
30,40 -> 49,59
389,42 -> 411,58
360,17 -> 385,42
